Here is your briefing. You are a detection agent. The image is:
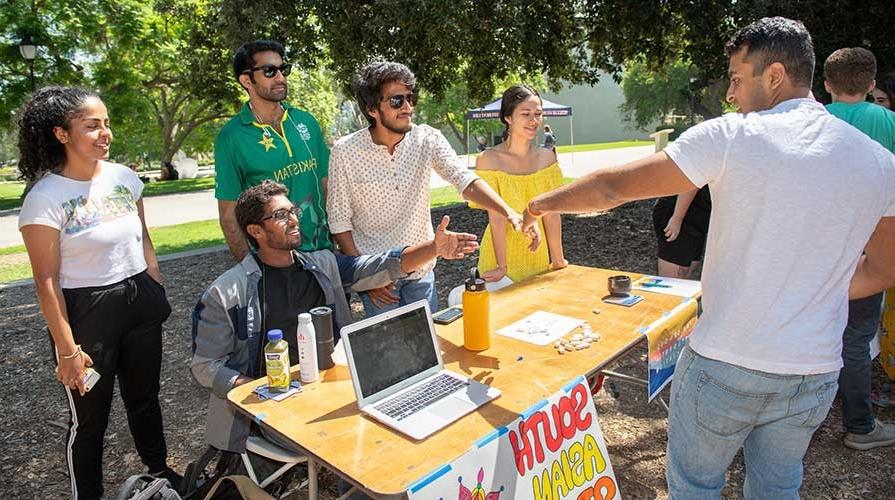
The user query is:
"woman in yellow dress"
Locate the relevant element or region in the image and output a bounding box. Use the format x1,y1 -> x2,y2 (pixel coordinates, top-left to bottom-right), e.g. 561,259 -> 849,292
472,84 -> 567,282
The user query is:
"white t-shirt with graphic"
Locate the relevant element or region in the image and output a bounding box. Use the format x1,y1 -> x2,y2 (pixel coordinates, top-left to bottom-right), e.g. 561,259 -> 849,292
19,162 -> 148,289
665,98 -> 895,375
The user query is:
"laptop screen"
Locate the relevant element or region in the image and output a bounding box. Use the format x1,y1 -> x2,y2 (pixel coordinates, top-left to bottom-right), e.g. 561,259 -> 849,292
348,306 -> 440,399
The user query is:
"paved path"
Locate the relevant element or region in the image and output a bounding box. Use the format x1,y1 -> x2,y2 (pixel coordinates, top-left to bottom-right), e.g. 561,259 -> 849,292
0,145 -> 654,248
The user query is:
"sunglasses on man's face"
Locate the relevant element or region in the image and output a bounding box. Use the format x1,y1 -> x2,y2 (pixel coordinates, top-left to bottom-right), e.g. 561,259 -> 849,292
245,63 -> 293,79
388,92 -> 418,109
260,206 -> 302,224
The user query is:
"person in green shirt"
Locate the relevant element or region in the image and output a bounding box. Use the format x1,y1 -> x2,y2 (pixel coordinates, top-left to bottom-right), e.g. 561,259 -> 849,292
216,40 -> 331,259
823,46 -> 895,451
824,47 -> 895,152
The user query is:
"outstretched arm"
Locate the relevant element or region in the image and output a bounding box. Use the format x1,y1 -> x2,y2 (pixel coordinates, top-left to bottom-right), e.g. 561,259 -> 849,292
523,152 -> 697,231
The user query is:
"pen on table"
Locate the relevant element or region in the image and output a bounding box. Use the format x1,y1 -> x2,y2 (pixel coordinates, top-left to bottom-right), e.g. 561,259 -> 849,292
641,282 -> 672,288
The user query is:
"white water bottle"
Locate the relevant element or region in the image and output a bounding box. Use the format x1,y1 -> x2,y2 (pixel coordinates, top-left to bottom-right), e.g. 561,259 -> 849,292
296,313 -> 319,383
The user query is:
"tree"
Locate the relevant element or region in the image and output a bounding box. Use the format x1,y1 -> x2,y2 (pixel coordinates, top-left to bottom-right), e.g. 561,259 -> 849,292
0,0 -> 100,128
90,1 -> 236,163
619,58 -> 728,130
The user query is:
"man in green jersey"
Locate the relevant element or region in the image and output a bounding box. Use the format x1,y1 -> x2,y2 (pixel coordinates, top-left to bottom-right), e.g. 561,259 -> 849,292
824,47 -> 895,451
215,40 -> 331,259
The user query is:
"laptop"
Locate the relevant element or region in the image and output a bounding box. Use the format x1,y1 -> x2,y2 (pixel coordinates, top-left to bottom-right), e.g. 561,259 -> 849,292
341,300 -> 501,440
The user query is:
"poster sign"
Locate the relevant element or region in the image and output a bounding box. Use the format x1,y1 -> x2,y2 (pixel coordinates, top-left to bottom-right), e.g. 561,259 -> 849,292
642,298 -> 698,401
408,377 -> 621,500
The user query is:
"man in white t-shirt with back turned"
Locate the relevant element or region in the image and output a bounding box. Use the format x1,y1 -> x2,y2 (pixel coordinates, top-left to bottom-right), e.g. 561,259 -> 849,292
522,17 -> 895,498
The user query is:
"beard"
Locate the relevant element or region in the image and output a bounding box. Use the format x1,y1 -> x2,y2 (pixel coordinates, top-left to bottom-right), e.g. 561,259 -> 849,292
257,83 -> 288,103
379,112 -> 413,134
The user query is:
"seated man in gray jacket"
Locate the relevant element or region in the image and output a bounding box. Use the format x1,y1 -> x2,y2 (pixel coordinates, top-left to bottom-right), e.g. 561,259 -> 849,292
191,180 -> 478,452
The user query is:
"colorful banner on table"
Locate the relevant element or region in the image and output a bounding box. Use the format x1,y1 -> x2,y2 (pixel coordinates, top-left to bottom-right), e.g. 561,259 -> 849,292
407,377 -> 620,500
642,298 -> 699,402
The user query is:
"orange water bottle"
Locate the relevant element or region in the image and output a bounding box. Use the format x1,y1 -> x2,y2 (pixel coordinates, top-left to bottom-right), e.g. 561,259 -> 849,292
463,268 -> 490,351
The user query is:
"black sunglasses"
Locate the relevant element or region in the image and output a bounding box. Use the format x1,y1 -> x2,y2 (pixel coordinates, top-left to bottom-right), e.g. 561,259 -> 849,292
388,92 -> 418,109
245,63 -> 293,79
260,206 -> 302,223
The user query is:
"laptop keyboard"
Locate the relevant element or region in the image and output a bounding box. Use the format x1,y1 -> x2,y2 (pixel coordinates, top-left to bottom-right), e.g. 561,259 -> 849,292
374,373 -> 467,421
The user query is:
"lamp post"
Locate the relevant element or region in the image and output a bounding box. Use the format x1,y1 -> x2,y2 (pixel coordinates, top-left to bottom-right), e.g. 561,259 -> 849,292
19,34 -> 37,92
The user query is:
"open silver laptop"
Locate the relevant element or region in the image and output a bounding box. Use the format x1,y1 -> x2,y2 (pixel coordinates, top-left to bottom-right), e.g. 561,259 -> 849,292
341,300 -> 501,440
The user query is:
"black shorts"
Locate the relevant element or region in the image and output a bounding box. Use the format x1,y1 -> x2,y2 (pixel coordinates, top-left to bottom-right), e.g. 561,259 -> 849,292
652,198 -> 708,267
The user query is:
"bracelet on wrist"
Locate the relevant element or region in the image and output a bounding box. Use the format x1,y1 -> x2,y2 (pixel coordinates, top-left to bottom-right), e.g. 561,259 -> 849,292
61,345 -> 82,360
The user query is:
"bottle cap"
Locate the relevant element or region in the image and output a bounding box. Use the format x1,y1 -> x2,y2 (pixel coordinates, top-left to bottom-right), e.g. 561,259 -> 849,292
267,329 -> 283,342
465,268 -> 486,292
298,313 -> 312,323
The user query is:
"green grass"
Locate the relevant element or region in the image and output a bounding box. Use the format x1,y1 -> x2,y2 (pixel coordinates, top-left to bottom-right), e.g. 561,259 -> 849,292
0,219 -> 225,284
142,177 -> 216,197
148,219 -> 225,255
0,182 -> 25,211
0,177 -> 216,212
555,140 -> 652,154
0,244 -> 25,256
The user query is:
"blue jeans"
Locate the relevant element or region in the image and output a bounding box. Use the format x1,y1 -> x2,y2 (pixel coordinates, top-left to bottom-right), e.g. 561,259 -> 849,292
667,345 -> 838,500
839,292 -> 883,434
360,270 -> 437,318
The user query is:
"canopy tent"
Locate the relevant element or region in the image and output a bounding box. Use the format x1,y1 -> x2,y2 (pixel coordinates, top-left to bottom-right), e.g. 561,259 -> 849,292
464,97 -> 574,153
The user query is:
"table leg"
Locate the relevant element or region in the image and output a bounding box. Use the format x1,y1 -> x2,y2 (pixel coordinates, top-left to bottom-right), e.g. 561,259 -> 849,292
308,458 -> 318,500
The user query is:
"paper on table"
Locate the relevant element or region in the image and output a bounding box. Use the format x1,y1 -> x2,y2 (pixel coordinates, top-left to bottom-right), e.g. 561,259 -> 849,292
496,310 -> 585,345
632,276 -> 702,298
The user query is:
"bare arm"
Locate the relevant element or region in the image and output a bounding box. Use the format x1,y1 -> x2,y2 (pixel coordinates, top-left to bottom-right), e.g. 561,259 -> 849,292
543,212 -> 567,269
21,225 -> 94,395
523,152 -> 697,230
137,199 -> 162,283
663,188 -> 699,242
218,200 -> 249,261
850,217 -> 895,299
332,231 -> 361,256
482,211 -> 509,282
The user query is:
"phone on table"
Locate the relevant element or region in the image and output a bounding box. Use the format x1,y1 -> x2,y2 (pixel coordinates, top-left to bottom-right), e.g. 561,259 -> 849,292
433,306 -> 463,325
83,368 -> 101,392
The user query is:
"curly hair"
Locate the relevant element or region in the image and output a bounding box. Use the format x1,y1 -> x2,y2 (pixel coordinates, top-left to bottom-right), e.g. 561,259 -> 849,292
235,180 -> 289,249
354,61 -> 417,127
17,86 -> 100,183
824,48 -> 876,96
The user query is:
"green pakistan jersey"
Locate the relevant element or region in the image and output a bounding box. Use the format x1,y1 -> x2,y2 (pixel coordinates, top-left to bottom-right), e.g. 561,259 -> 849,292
215,102 -> 332,251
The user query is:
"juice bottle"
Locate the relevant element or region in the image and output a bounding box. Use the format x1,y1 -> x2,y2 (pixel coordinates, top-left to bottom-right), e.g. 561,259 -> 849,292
463,268 -> 491,351
264,329 -> 290,393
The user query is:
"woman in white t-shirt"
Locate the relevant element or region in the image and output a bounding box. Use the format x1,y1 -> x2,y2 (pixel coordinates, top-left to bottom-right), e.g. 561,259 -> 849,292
17,87 -> 177,499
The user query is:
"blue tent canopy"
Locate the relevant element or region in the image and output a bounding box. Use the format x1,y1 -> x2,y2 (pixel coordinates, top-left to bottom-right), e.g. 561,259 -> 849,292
465,97 -> 573,120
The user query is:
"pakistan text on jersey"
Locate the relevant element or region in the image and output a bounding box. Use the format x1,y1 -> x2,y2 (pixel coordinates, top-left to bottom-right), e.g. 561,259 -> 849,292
273,158 -> 320,183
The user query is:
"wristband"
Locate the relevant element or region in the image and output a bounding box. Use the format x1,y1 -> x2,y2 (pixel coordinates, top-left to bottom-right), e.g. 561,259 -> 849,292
61,345 -> 82,360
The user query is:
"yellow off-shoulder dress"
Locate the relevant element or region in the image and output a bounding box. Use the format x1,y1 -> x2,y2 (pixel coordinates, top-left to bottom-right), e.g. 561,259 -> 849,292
470,162 -> 564,282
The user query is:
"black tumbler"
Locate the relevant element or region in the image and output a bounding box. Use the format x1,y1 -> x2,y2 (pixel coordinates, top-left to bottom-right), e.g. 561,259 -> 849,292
310,306 -> 335,369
